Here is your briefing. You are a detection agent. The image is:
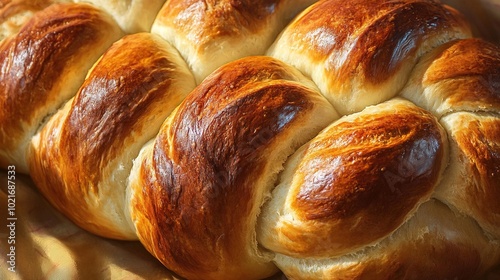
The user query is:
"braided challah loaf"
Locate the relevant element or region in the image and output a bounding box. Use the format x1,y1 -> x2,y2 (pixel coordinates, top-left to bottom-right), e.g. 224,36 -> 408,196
1,0 -> 499,279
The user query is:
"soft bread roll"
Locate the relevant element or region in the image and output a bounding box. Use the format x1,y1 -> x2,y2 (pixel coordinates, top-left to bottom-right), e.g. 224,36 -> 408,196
0,2 -> 122,173
74,0 -> 167,33
268,0 -> 472,115
400,38 -> 500,117
151,0 -> 318,84
128,56 -> 339,280
29,32 -> 196,239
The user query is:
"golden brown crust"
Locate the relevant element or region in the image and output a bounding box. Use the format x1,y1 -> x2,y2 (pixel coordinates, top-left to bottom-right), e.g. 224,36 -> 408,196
305,0 -> 467,83
294,109 -> 441,220
0,5 -> 97,124
401,38 -> 500,116
424,39 -> 500,84
268,0 -> 471,114
155,0 -> 281,47
59,33 -> 191,192
258,99 -> 448,258
129,56 -> 338,280
29,32 -> 196,239
0,3 -> 122,172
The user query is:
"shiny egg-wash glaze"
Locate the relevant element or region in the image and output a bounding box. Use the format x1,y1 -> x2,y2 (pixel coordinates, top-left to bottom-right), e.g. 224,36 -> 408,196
129,57 -> 338,279
29,32 -> 196,240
